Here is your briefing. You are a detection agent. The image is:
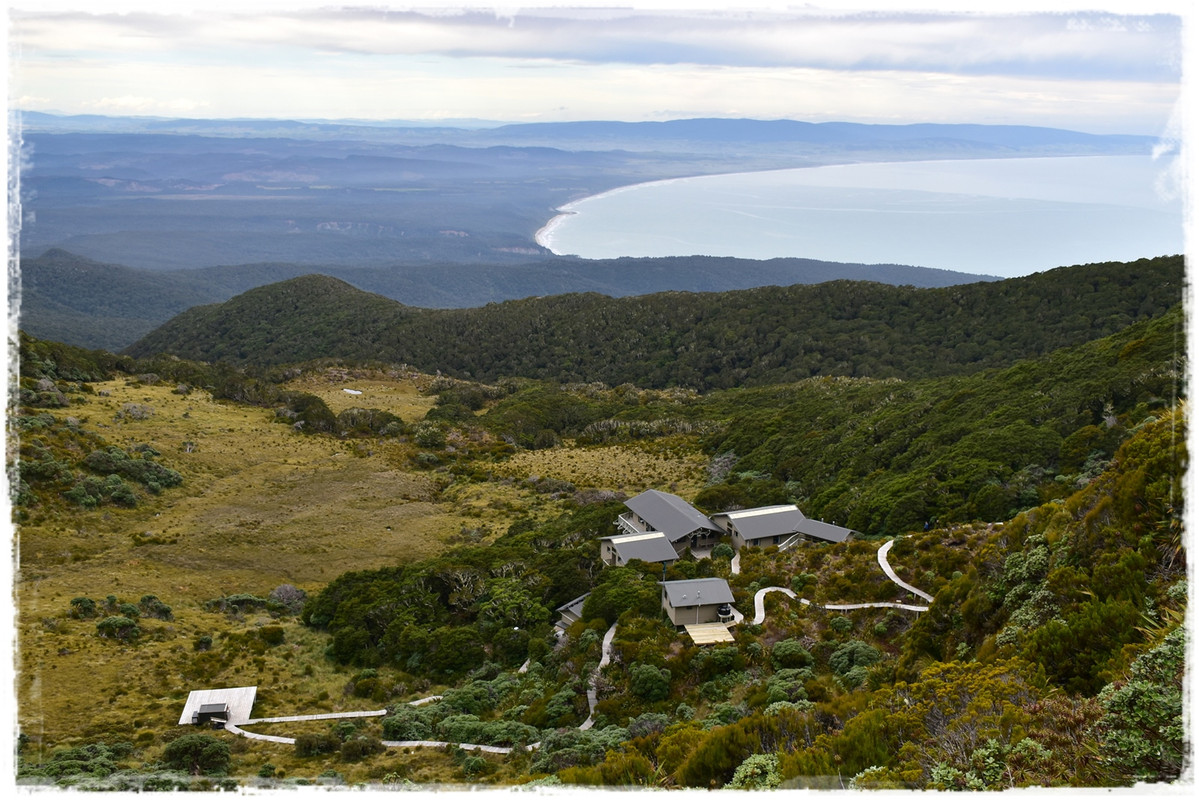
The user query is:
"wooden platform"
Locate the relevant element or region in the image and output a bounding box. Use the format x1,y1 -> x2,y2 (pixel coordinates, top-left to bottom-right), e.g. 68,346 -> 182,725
177,686 -> 258,726
684,623 -> 736,644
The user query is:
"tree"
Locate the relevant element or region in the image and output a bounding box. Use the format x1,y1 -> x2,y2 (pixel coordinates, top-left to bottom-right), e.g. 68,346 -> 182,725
162,734 -> 230,776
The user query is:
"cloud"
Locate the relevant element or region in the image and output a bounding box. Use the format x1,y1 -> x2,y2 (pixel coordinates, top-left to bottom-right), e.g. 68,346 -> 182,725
7,5 -> 1181,132
10,8 -> 1182,81
81,95 -> 210,114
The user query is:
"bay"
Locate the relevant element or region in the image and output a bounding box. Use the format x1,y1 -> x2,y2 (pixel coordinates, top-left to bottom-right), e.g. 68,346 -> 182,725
535,155 -> 1183,278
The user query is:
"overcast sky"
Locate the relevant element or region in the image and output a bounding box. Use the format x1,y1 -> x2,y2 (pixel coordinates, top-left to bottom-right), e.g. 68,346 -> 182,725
5,1 -> 1190,135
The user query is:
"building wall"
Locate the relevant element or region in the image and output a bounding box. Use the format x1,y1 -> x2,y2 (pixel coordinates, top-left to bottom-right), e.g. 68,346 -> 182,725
664,600 -> 723,626
600,541 -> 622,566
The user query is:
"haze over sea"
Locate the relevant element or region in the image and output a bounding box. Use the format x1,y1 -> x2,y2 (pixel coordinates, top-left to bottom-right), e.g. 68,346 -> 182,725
536,155 -> 1182,279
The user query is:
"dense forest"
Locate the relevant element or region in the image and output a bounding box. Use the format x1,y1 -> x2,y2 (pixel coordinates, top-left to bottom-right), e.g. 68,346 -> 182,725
125,255 -> 1182,389
12,250 -> 1187,788
20,248 -> 985,353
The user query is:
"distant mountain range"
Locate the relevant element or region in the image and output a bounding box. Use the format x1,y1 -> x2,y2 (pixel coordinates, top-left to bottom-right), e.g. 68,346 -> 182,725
123,255 -> 1184,391
19,112 -> 1158,153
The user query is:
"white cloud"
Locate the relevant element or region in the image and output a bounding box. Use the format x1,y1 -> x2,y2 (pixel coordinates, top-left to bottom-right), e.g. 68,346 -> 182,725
6,4 -> 1184,132
9,7 -> 1182,79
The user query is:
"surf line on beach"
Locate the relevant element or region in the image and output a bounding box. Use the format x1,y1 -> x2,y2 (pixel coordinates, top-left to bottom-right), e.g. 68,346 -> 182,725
534,175 -> 697,254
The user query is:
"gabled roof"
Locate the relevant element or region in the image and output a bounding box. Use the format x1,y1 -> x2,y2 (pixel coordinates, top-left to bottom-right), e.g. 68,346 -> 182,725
713,504 -> 806,541
600,531 -> 679,563
660,578 -> 735,608
796,517 -> 853,543
625,489 -> 720,542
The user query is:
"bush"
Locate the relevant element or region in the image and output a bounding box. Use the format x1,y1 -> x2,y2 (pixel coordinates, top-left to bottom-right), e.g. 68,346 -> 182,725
268,584 -> 307,615
96,616 -> 140,642
630,663 -> 671,701
161,734 -> 230,776
139,595 -> 174,621
295,733 -> 341,757
770,639 -> 813,669
69,597 -> 98,619
382,706 -> 433,741
258,626 -> 285,646
829,640 -> 881,676
340,736 -> 385,762
712,543 -> 736,560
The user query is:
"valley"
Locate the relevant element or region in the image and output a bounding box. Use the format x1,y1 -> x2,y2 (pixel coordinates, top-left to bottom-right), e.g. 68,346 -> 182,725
12,270 -> 1187,787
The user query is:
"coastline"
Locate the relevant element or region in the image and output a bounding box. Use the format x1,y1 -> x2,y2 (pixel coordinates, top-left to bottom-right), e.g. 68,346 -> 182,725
534,173 -> 715,253
526,154 -> 1178,274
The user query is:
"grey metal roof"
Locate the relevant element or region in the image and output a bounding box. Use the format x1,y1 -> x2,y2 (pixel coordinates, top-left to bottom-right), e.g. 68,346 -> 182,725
714,504 -> 806,541
625,489 -> 720,542
796,518 -> 853,543
660,578 -> 734,608
601,531 -> 679,563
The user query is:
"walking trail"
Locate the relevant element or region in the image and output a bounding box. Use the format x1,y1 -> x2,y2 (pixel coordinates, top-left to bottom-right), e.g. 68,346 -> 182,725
225,538 -> 926,753
750,538 -> 931,625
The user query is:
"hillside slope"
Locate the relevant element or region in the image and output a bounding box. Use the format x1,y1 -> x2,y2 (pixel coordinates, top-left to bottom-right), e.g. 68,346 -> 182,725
124,255 -> 1183,389
17,248 -> 994,351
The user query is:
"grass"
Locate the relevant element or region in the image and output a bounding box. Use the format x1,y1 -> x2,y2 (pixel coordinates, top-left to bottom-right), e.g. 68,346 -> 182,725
14,374 -> 473,760
493,441 -> 708,495
282,366 -> 439,421
14,368 -> 898,788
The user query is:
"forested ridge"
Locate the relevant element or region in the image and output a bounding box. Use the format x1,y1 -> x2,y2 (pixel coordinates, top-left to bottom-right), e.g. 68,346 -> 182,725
19,247 -> 989,352
124,255 -> 1182,389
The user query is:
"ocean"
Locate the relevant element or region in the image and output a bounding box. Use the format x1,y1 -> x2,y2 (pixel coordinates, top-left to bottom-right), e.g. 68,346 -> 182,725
535,155 -> 1183,278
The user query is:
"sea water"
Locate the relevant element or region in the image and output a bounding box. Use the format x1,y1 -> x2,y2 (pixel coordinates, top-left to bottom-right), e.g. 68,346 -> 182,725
535,155 -> 1183,278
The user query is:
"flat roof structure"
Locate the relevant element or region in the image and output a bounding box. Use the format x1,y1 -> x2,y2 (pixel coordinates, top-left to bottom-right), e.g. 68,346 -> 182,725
660,578 -> 735,608
625,489 -> 720,543
178,686 -> 258,726
685,623 -> 737,644
600,531 -> 679,563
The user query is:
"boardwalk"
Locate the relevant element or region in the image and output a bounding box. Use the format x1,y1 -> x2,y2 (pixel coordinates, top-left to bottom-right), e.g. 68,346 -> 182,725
877,539 -> 935,602
580,622 -> 618,731
749,539 -> 930,625
219,537 -> 929,754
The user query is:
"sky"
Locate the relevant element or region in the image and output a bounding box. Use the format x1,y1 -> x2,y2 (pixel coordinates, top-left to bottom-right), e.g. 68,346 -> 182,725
4,1 -> 1191,136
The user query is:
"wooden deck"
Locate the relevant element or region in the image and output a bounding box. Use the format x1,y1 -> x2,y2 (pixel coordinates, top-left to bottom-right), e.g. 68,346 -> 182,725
684,622 -> 736,644
177,686 -> 258,726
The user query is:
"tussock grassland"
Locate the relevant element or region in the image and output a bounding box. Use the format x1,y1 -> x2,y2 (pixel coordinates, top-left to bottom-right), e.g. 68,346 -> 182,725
493,442 -> 708,496
15,375 -> 472,772
282,366 -> 439,420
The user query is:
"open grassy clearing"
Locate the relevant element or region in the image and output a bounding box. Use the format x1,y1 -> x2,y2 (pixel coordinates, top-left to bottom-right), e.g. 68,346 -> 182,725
492,441 -> 708,496
281,366 -> 440,420
14,376 -> 478,756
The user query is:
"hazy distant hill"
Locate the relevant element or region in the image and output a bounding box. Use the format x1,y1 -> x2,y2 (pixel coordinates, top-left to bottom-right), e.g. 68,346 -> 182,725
124,255 -> 1183,389
21,112 -> 1157,153
18,248 -> 995,352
